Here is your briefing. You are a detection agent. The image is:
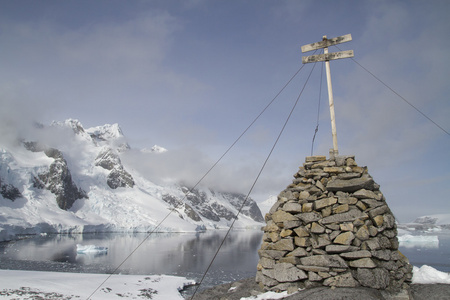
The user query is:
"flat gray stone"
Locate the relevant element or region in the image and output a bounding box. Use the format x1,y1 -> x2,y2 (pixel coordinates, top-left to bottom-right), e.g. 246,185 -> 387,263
300,254 -> 348,268
262,263 -> 308,282
327,175 -> 375,192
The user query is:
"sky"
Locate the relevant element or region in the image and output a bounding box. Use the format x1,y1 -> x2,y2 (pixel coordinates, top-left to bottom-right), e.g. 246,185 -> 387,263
0,0 -> 449,222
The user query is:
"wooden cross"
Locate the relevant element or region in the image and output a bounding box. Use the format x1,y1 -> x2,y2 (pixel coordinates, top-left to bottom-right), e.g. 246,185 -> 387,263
301,34 -> 354,156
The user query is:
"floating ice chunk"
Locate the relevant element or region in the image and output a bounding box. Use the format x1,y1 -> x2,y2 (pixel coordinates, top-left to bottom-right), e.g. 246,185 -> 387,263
76,244 -> 108,253
398,234 -> 439,248
412,265 -> 450,284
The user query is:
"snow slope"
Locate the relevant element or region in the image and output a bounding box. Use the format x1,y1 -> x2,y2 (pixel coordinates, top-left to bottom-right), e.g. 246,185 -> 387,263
0,119 -> 264,241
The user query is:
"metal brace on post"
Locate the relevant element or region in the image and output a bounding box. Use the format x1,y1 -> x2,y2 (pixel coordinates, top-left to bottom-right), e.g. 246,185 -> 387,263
301,34 -> 354,157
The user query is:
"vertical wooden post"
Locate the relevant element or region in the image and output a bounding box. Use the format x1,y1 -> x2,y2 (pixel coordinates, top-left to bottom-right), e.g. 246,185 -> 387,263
301,33 -> 353,157
323,36 -> 339,156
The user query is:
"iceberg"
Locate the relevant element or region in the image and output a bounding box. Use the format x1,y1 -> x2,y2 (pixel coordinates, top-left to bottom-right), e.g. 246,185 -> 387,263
76,244 -> 108,254
398,234 -> 439,248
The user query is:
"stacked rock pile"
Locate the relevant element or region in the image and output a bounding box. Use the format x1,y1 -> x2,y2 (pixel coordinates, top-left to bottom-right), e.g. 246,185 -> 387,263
256,155 -> 412,294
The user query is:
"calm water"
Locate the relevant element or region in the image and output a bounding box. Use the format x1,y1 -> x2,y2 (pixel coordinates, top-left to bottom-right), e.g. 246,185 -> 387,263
1,229 -> 449,293
398,231 -> 450,273
0,230 -> 263,292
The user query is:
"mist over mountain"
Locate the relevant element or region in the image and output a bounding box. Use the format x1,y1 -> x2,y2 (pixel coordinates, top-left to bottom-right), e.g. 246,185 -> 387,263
0,119 -> 264,241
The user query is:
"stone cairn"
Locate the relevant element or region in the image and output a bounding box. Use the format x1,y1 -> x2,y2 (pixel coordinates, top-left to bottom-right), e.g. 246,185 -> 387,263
256,155 -> 412,294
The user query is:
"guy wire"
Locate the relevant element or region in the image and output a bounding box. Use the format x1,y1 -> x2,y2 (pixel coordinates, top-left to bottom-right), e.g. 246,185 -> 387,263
190,61 -> 319,300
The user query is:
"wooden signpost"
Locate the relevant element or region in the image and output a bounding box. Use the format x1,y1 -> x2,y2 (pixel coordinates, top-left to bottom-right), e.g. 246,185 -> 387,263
301,34 -> 354,156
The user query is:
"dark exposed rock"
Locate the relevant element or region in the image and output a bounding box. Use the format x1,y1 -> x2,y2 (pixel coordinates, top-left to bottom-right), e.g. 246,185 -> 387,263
23,141 -> 87,210
179,187 -> 264,224
36,155 -> 87,210
0,177 -> 22,201
161,194 -> 202,222
94,148 -> 135,189
107,167 -> 135,189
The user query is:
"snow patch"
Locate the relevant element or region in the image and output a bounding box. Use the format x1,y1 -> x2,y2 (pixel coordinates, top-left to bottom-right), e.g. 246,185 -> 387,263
412,265 -> 450,284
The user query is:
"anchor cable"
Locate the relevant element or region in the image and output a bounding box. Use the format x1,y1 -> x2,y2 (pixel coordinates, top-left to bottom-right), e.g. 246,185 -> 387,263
311,53 -> 324,156
190,61 -> 319,300
86,61 -> 312,299
334,45 -> 449,136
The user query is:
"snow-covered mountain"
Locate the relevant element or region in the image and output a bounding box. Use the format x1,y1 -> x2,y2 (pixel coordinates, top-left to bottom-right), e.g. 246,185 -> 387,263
0,119 -> 264,241
398,214 -> 450,231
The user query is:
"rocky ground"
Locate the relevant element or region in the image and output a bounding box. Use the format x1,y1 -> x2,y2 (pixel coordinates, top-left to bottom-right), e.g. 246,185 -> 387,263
190,277 -> 450,300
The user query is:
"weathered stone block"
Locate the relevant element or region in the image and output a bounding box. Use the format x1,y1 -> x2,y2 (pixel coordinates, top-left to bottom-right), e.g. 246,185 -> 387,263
384,214 -> 396,229
371,250 -> 391,261
323,272 -> 358,287
362,199 -> 384,208
310,222 -> 325,233
369,205 -> 389,219
297,211 -> 322,224
333,231 -> 355,245
348,257 -> 377,268
314,197 -> 337,210
373,215 -> 384,227
353,189 -> 381,200
283,220 -> 303,229
256,271 -> 279,287
311,235 -> 331,249
337,172 -> 361,180
272,238 -> 295,251
258,249 -> 287,260
279,256 -> 302,265
315,180 -> 325,191
293,226 -> 310,237
321,206 -> 332,217
340,222 -> 354,231
301,202 -> 313,212
262,263 -> 308,282
355,225 -> 370,241
305,156 -> 326,162
266,232 -> 280,242
323,167 -> 345,173
333,204 -> 349,214
283,202 -> 302,213
363,238 -> 381,251
357,268 -> 390,289
286,247 -> 308,257
272,210 -> 298,224
308,271 -> 323,281
294,237 -> 311,247
327,175 -> 375,192
280,229 -> 293,238
259,257 -> 276,269
322,209 -> 368,224
300,255 -> 348,268
298,191 -> 310,200
263,221 -> 280,232
325,245 -> 358,253
296,265 -> 330,272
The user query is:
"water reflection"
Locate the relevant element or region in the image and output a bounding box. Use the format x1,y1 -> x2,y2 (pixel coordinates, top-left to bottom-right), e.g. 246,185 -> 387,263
0,230 -> 263,286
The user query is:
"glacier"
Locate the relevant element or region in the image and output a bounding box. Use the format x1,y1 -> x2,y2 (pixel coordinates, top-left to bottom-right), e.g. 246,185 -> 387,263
0,119 -> 264,241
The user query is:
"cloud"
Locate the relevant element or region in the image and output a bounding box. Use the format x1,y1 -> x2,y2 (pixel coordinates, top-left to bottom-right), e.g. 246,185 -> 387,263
121,145 -> 290,199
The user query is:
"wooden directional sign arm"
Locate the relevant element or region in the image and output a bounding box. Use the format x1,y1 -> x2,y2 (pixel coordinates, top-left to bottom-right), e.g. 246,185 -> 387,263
302,50 -> 354,64
300,34 -> 354,155
301,34 -> 352,53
